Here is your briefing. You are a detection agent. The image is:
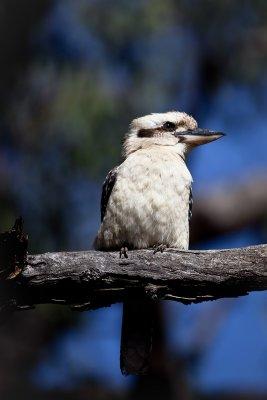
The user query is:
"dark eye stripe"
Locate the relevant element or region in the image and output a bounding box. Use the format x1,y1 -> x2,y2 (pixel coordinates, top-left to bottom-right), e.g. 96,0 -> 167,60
137,128 -> 155,138
137,121 -> 181,138
162,121 -> 176,131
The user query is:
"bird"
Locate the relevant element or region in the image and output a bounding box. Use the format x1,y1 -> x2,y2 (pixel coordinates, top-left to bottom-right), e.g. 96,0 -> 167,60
94,111 -> 225,375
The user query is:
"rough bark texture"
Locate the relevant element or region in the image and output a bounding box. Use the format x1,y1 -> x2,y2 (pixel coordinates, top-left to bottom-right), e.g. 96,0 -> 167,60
0,217 -> 28,280
0,245 -> 266,313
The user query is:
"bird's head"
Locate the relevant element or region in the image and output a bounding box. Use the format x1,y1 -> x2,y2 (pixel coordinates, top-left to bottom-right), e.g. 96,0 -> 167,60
123,111 -> 225,158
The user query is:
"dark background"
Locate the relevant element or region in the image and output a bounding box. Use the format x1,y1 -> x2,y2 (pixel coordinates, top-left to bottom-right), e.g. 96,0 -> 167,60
0,1 -> 267,399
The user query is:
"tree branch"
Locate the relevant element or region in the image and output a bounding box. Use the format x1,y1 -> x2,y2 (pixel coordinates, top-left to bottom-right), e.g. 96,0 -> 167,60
191,174 -> 267,243
1,244 -> 266,314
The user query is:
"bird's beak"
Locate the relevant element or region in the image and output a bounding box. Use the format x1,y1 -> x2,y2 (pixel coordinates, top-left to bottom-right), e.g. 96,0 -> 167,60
175,128 -> 225,145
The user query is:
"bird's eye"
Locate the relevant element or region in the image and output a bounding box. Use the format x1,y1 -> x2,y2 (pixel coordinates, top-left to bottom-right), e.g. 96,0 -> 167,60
162,121 -> 176,131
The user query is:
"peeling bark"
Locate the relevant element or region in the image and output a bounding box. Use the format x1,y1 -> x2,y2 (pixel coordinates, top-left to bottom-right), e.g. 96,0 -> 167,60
0,244 -> 266,313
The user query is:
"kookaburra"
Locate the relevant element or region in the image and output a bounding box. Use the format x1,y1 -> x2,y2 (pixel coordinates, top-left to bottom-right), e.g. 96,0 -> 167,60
94,111 -> 224,375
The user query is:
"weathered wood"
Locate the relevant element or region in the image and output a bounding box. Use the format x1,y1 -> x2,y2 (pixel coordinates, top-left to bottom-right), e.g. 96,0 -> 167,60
1,244 -> 266,313
0,217 -> 28,280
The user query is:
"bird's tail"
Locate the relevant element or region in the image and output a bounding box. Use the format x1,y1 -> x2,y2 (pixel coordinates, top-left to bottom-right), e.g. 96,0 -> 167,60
120,299 -> 155,375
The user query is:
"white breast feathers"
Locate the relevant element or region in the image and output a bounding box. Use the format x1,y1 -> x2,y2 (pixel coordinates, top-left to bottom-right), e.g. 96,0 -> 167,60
95,146 -> 192,250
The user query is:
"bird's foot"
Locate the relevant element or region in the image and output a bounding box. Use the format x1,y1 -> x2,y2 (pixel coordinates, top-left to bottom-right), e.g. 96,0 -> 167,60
153,244 -> 167,254
119,246 -> 128,258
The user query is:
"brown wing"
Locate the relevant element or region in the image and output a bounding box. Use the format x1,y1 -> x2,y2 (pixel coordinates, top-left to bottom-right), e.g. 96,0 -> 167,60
189,185 -> 193,222
100,167 -> 118,222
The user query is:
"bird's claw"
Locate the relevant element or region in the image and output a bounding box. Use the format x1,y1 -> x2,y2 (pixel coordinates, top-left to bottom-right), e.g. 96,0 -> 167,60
153,244 -> 167,254
119,246 -> 128,258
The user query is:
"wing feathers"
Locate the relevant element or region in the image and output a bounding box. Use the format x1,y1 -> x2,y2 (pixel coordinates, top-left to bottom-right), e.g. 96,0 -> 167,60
188,186 -> 193,222
101,167 -> 118,222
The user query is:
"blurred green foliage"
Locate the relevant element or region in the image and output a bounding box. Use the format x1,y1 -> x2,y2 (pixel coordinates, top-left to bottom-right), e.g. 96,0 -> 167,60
0,1 -> 267,399
1,0 -> 267,242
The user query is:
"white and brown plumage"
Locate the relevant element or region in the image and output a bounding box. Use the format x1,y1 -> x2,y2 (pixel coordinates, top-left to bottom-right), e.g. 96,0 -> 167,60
94,111 -> 224,375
